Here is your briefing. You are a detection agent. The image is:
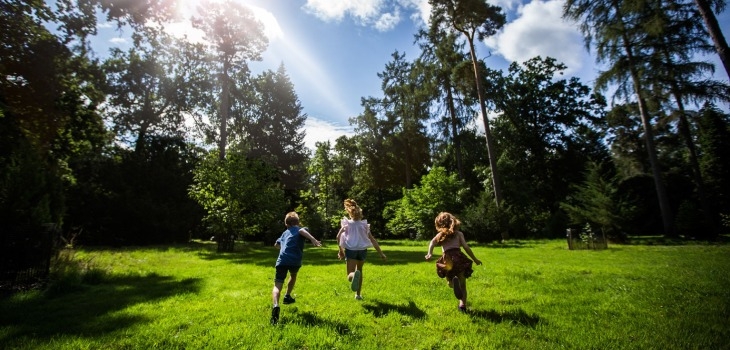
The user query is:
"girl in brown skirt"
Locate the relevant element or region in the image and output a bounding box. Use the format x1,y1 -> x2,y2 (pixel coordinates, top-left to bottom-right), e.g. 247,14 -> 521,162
425,212 -> 482,313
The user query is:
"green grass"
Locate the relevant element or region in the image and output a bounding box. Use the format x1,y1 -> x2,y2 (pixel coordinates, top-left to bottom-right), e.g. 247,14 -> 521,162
1,239 -> 729,349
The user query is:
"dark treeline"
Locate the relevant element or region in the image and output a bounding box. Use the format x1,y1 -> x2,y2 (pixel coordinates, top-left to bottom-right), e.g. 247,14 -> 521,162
2,0 -> 730,281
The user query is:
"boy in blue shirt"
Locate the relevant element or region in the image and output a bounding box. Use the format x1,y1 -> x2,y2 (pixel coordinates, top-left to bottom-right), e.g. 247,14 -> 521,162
271,211 -> 321,325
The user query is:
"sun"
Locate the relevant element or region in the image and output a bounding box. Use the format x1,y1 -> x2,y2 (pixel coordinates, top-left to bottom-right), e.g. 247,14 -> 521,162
165,0 -> 282,43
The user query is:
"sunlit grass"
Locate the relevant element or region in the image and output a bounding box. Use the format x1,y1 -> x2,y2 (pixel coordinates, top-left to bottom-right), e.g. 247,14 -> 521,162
1,239 -> 729,349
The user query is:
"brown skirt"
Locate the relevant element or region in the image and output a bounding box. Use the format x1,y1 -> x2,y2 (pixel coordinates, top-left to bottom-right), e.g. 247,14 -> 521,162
436,248 -> 474,279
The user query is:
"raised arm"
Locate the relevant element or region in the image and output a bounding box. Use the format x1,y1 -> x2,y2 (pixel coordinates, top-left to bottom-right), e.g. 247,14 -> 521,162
458,231 -> 481,265
299,228 -> 322,247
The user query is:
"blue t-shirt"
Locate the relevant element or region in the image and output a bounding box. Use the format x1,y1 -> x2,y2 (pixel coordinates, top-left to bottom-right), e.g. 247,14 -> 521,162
275,226 -> 305,267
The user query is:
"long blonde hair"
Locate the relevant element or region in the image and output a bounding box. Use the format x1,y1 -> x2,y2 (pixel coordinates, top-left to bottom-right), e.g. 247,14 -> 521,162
434,212 -> 460,244
344,198 -> 363,221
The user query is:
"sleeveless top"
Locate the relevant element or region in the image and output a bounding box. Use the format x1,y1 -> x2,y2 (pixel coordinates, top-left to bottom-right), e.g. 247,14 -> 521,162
439,231 -> 462,252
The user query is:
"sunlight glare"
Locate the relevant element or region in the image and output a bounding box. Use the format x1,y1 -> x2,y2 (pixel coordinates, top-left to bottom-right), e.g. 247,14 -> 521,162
165,0 -> 282,43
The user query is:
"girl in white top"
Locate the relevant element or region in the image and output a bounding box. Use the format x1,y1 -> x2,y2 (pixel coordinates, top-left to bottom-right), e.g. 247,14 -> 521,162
336,199 -> 386,300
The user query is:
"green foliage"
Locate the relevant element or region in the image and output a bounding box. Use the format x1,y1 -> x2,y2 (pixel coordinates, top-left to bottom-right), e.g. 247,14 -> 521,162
243,64 -> 309,198
189,148 -> 287,241
384,167 -> 462,239
487,56 -> 608,238
461,191 -> 508,242
560,161 -> 635,240
697,105 -> 730,226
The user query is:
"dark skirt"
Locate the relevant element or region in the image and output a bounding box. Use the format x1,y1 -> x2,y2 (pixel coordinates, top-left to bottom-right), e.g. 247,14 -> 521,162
436,248 -> 474,279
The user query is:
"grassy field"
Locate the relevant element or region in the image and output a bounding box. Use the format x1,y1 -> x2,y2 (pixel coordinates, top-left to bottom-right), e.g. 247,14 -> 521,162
1,239 -> 729,349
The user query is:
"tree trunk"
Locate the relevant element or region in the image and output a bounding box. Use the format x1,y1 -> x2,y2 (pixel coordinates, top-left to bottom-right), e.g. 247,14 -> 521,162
466,36 -> 504,207
672,94 -> 718,238
445,81 -> 465,180
615,3 -> 675,236
218,62 -> 230,161
695,0 -> 730,81
466,33 -> 507,241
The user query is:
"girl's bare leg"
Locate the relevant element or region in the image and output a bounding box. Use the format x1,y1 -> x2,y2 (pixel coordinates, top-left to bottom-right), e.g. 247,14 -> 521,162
458,273 -> 467,308
355,261 -> 365,296
346,259 -> 359,281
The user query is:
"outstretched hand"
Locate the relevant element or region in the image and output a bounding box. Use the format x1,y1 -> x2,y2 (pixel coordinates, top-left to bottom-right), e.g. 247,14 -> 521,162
311,239 -> 322,247
425,253 -> 432,261
474,259 -> 482,266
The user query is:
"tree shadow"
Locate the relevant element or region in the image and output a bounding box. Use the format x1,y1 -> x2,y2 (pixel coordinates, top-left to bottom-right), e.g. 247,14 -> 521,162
194,242 -> 431,267
284,311 -> 356,337
361,299 -> 427,319
483,240 -> 536,249
0,273 -> 202,343
467,308 -> 542,328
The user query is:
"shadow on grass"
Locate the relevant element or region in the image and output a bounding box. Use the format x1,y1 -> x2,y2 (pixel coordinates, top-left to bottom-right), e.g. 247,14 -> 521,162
362,299 -> 427,319
0,273 -> 202,344
483,240 -> 537,249
467,308 -> 541,327
286,311 -> 354,337
195,241 -> 432,267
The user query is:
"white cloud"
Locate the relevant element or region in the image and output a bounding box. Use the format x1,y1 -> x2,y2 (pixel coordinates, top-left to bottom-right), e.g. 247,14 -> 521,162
303,0 -> 441,30
399,0 -> 430,25
109,37 -> 128,44
374,10 -> 401,31
484,0 -> 589,75
303,0 -> 385,23
303,117 -> 355,151
488,0 -> 522,11
98,21 -> 115,29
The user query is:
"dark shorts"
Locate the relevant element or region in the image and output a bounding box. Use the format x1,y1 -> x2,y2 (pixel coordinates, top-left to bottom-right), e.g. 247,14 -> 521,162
344,249 -> 368,261
274,265 -> 301,283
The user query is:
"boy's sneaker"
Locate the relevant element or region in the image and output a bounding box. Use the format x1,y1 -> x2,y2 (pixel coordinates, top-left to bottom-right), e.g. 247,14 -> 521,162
453,277 -> 464,300
283,295 -> 295,304
458,305 -> 467,313
355,295 -> 363,300
351,270 -> 362,292
270,306 -> 280,325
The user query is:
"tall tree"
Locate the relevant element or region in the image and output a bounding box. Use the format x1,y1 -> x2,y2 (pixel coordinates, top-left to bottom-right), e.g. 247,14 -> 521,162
693,0 -> 730,80
377,51 -> 432,189
486,57 -> 609,237
244,64 -> 309,204
102,30 -> 191,154
191,0 -> 268,160
565,0 -> 676,236
416,28 -> 472,180
643,0 -> 730,237
696,105 -> 730,229
429,0 -> 506,208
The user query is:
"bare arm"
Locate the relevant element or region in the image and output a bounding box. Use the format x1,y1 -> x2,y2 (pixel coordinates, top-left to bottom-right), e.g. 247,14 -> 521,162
336,226 -> 346,259
367,227 -> 386,260
458,231 -> 481,265
425,235 -> 439,260
299,228 -> 322,247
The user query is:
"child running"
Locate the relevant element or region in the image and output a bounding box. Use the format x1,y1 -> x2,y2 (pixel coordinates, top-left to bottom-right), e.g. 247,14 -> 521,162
425,212 -> 482,313
336,199 -> 386,300
271,211 -> 321,325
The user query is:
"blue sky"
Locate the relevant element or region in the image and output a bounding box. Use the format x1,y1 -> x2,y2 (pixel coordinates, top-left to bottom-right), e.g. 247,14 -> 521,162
97,0 -> 730,150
